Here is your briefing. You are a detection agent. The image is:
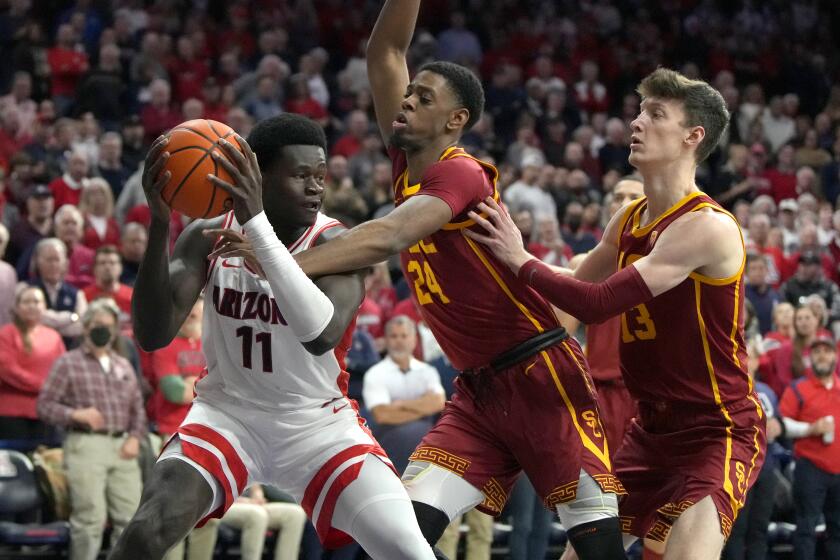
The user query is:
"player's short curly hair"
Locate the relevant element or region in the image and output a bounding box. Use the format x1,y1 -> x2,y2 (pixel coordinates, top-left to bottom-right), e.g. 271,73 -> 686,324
247,114 -> 327,171
419,61 -> 484,132
637,68 -> 729,163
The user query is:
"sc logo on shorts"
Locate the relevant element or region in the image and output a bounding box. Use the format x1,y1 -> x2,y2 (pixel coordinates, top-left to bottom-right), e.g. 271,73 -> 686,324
582,410 -> 602,438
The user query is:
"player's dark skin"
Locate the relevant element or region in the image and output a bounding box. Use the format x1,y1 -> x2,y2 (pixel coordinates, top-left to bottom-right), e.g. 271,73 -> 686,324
109,135 -> 365,560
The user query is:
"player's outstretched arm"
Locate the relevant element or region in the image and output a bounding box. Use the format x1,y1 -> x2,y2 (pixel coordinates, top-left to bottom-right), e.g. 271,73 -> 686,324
467,198 -> 742,324
132,137 -> 218,351
295,194 -> 453,278
302,226 -> 366,355
367,0 -> 419,143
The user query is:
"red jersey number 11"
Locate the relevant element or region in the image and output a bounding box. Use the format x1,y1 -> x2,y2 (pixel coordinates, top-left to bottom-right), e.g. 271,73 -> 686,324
407,240 -> 451,305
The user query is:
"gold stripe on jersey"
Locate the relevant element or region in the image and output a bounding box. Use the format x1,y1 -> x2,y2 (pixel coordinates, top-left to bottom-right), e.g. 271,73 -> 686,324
687,203 -> 747,286
617,197 -> 646,246
729,278 -> 742,370
541,347 -> 611,471
631,191 -> 705,237
396,146 -> 502,230
462,234 -> 545,333
694,279 -> 739,516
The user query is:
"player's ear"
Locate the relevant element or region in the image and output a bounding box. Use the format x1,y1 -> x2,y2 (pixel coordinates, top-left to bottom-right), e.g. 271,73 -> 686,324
685,125 -> 705,149
447,108 -> 469,132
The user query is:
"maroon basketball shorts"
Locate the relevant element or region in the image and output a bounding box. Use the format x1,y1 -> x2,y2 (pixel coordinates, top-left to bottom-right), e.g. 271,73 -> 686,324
409,338 -> 624,516
593,378 -> 638,455
614,395 -> 766,542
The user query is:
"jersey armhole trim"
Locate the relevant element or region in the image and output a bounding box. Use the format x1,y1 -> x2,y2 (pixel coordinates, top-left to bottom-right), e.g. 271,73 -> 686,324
687,204 -> 746,286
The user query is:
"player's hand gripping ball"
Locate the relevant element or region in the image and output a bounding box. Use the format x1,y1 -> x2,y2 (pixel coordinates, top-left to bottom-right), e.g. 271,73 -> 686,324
159,119 -> 245,219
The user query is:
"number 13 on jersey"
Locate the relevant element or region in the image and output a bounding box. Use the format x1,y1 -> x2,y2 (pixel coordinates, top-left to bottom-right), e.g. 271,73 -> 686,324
407,240 -> 450,305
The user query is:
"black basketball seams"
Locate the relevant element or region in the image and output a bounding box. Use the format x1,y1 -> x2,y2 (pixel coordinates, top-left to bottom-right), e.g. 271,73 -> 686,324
165,148 -> 212,205
204,154 -> 220,218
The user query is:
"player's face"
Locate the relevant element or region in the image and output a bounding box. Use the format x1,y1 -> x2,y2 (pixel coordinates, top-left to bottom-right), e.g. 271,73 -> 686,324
608,180 -> 644,217
628,98 -> 702,169
264,145 -> 327,228
392,71 -> 463,152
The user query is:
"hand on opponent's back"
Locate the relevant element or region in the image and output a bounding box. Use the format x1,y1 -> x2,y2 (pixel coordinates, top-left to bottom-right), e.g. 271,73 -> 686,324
463,197 -> 535,274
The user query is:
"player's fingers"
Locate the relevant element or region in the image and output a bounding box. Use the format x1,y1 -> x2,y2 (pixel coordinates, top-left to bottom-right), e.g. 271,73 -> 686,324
234,134 -> 259,170
211,150 -> 244,180
484,196 -> 504,213
202,228 -> 242,241
467,210 -> 497,233
151,170 -> 171,192
462,228 -> 495,246
207,174 -> 242,198
147,151 -> 170,181
218,138 -> 249,169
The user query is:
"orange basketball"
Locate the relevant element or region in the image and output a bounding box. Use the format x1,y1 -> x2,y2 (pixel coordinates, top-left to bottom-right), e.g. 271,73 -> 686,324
161,119 -> 243,219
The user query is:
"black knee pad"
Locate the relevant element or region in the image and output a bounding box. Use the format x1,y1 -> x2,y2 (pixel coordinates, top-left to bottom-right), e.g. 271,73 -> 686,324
411,501 -> 450,546
432,546 -> 450,560
566,517 -> 626,560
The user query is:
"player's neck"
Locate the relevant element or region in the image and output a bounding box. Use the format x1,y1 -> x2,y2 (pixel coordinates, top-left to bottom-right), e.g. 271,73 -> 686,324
266,213 -> 308,246
639,160 -> 699,221
404,138 -> 459,184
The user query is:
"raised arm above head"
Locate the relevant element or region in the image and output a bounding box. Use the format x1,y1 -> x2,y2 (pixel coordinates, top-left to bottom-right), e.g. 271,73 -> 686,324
366,0 -> 420,143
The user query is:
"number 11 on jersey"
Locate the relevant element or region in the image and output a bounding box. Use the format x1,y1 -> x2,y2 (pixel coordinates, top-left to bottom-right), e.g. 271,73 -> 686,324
236,326 -> 273,373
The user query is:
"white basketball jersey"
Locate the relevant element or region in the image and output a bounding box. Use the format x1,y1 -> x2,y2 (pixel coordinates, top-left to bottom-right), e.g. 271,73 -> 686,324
198,211 -> 349,411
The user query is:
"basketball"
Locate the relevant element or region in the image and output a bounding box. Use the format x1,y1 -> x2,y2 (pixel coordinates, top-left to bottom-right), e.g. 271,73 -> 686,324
161,119 -> 243,219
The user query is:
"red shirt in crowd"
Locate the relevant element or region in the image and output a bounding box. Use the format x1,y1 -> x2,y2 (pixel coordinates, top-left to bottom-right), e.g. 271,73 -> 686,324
48,175 -> 84,209
83,283 -> 133,315
149,336 -> 205,435
0,324 -> 66,419
81,217 -> 121,251
47,46 -> 88,97
332,134 -> 362,159
140,104 -> 183,143
168,59 -> 209,103
286,98 -> 328,121
65,243 -> 95,289
780,375 -> 840,474
762,168 -> 797,204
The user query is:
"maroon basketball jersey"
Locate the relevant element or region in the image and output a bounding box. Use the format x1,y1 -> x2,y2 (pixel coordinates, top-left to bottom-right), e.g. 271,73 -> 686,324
390,146 -> 561,371
586,317 -> 622,381
616,192 -> 753,405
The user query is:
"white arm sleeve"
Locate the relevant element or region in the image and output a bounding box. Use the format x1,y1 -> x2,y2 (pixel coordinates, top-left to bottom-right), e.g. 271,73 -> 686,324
782,417 -> 812,439
243,211 -> 334,342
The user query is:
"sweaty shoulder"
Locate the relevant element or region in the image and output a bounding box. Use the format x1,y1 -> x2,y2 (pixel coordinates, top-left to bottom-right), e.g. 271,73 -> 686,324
670,207 -> 744,277
421,156 -> 493,218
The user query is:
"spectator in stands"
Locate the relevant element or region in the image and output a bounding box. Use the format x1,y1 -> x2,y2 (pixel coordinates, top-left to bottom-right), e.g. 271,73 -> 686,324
745,253 -> 782,335
761,96 -> 796,153
437,11 -> 483,66
322,155 -> 368,226
796,129 -> 832,169
97,131 -> 132,198
119,222 -> 146,287
37,297 -> 145,560
598,118 -> 631,175
48,148 -> 90,209
781,250 -> 840,331
362,315 -> 445,471
761,303 -> 821,398
779,333 -> 840,560
79,177 -> 120,250
561,201 -> 597,254
764,143 -> 798,203
348,131 -> 388,189
120,115 -> 146,172
8,184 -> 54,274
183,485 -> 307,560
83,245 -> 132,319
0,285 -> 64,440
530,215 -> 572,266
300,48 -> 330,110
47,23 -> 88,116
140,79 -> 182,144
167,36 -> 208,104
765,302 -> 796,347
243,74 -> 283,122
30,237 -> 86,348
438,509 -> 494,560
53,203 -> 94,288
74,43 -> 125,130
0,223 -> 17,326
333,109 -> 370,159
746,213 -> 785,287
284,73 -> 328,127
148,300 -> 203,439
0,71 -> 37,140
723,336 -> 783,560
360,161 -> 395,218
181,98 -> 203,122
574,60 -> 609,116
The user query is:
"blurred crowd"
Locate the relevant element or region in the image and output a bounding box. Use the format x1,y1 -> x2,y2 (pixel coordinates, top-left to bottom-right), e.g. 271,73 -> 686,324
0,0 -> 840,558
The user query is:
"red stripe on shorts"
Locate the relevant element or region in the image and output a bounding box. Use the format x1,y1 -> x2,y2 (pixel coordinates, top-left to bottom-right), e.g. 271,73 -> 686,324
178,423 -> 248,495
178,438 -> 235,522
316,460 -> 365,548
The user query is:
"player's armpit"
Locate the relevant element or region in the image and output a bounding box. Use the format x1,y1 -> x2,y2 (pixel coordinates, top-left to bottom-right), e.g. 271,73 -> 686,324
295,195 -> 452,278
